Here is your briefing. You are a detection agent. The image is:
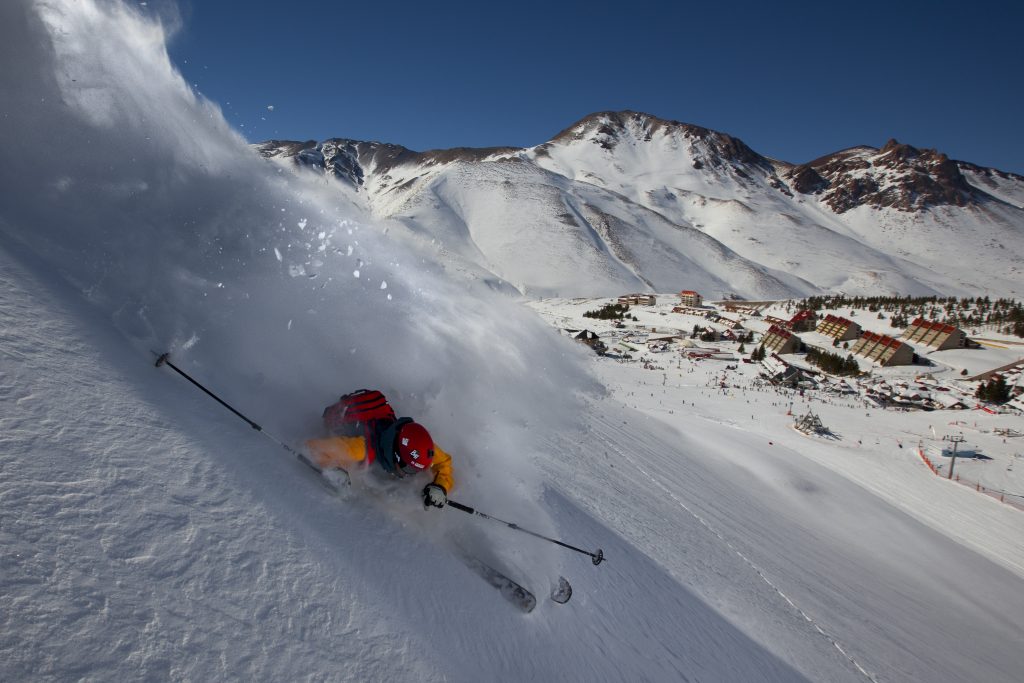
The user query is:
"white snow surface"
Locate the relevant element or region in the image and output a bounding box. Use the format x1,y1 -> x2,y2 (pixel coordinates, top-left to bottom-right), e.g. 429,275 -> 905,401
2,2 -> 1024,682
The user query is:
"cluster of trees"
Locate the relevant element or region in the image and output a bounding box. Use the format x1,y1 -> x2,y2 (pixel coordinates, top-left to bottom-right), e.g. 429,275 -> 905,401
805,347 -> 860,376
795,294 -> 946,314
789,294 -> 1024,338
975,376 -> 1012,404
750,345 -> 767,361
888,313 -> 911,329
583,303 -> 636,321
937,297 -> 1024,335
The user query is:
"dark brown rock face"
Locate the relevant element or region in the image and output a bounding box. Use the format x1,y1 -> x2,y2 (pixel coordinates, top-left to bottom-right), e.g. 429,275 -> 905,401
786,140 -> 978,213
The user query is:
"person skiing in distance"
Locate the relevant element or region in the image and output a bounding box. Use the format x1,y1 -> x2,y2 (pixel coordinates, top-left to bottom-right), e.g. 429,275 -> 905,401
306,390 -> 453,509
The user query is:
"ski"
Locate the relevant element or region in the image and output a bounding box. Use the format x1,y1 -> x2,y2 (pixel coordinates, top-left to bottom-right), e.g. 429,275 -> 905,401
457,553 -> 537,613
455,551 -> 574,612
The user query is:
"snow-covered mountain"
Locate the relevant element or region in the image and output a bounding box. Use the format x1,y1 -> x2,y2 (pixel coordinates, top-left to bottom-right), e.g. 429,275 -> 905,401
259,111 -> 1024,299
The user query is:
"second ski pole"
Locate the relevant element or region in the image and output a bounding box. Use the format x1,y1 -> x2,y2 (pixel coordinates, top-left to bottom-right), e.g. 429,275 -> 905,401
446,499 -> 604,565
153,352 -> 329,478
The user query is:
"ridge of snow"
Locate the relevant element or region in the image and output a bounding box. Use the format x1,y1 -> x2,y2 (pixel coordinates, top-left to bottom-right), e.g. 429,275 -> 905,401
262,114 -> 1024,299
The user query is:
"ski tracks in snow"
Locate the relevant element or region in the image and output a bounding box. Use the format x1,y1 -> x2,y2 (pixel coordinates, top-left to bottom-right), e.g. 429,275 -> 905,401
592,413 -> 880,683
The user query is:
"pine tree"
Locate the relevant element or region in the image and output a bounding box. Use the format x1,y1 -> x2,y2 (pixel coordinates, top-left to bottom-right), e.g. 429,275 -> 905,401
991,376 -> 1011,404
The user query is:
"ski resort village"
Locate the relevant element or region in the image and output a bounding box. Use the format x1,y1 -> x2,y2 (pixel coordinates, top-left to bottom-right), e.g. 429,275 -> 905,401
529,291 -> 1024,512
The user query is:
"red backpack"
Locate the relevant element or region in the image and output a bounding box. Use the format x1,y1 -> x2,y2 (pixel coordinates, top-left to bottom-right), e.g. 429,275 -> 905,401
323,389 -> 397,435
323,389 -> 407,469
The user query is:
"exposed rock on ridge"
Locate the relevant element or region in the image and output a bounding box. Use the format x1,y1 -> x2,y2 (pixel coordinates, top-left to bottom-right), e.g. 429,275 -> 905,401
786,139 -> 981,213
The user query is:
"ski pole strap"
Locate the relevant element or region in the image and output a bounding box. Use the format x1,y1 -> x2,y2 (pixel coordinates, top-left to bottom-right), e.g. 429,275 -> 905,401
446,499 -> 604,565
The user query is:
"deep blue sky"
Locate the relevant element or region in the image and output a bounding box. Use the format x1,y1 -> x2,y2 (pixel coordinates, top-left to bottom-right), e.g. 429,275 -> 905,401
159,0 -> 1023,172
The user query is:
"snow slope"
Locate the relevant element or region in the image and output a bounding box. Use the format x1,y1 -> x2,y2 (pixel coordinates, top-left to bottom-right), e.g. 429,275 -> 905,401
524,121 -> 1022,298
3,2 -> 1024,682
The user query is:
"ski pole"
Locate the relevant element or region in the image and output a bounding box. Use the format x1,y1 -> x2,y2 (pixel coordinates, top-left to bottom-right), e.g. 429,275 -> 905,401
446,499 -> 605,565
152,352 -> 327,477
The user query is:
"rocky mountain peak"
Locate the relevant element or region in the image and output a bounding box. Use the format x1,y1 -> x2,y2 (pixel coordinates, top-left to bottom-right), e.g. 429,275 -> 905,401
547,111 -> 765,164
257,138 -> 517,190
538,110 -> 775,184
784,140 -> 977,213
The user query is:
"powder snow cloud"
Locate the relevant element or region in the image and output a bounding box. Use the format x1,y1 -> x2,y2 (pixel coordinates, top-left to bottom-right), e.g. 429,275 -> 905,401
0,0 -> 598,543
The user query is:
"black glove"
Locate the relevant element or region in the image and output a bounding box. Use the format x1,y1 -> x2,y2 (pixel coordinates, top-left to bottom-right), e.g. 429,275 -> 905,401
422,483 -> 447,509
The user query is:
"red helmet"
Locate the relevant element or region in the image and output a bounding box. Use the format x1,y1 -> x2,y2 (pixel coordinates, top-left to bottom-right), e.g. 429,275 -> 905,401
395,422 -> 434,472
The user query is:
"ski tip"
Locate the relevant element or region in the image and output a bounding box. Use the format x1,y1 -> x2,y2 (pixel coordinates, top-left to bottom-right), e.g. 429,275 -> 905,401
516,588 -> 538,613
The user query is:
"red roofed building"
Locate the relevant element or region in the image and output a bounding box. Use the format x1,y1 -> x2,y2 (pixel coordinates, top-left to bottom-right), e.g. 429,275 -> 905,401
901,318 -> 967,350
789,309 -> 818,332
850,331 -> 914,366
761,324 -> 800,354
678,290 -> 703,307
816,313 -> 862,341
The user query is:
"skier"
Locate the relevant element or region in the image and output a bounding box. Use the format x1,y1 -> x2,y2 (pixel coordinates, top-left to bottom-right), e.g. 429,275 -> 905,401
305,390 -> 453,509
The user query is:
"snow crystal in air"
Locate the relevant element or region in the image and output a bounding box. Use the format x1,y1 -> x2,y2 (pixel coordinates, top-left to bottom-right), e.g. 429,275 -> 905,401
353,269 -> 360,278
274,247 -> 283,261
380,281 -> 388,290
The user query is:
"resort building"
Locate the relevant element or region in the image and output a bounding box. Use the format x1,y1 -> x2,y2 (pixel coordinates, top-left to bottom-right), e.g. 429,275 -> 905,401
761,324 -> 800,354
902,318 -> 967,350
618,293 -> 657,306
850,331 -> 914,366
678,290 -> 703,307
816,314 -> 862,341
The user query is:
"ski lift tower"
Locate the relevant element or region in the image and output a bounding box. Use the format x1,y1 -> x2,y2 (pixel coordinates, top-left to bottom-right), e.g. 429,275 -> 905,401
794,411 -> 828,435
943,433 -> 966,479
